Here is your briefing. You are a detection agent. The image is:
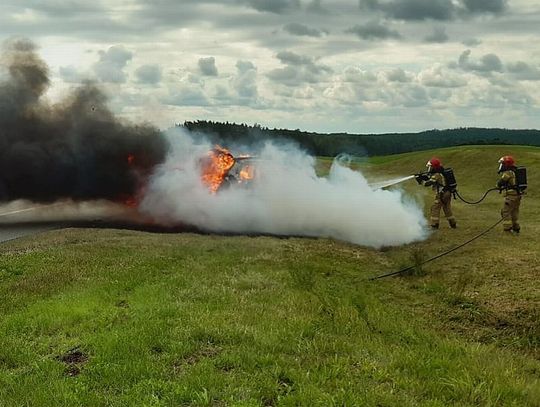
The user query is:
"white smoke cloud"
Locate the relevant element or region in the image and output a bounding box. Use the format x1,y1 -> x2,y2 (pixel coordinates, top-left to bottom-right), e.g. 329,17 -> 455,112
139,129 -> 427,248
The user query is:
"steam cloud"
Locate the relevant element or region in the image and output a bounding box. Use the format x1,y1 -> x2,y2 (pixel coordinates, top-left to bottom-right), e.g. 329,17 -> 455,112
0,38 -> 168,203
139,130 -> 426,248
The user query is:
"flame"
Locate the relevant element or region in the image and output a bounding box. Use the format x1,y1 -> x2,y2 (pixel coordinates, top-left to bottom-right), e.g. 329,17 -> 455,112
239,165 -> 254,181
200,146 -> 236,193
127,154 -> 135,165
124,196 -> 138,208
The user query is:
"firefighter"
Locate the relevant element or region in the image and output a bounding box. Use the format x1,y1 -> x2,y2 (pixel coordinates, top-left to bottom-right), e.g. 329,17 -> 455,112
497,155 -> 521,233
416,157 -> 457,229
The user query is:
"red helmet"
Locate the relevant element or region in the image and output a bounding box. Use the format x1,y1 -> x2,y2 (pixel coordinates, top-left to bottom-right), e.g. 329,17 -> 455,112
498,155 -> 515,172
498,155 -> 515,166
426,157 -> 442,171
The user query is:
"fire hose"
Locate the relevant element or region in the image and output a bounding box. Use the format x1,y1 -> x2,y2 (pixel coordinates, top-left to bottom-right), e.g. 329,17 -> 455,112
454,188 -> 499,205
369,217 -> 504,281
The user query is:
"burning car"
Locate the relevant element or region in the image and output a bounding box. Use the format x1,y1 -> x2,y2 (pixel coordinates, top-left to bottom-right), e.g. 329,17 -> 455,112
199,146 -> 255,193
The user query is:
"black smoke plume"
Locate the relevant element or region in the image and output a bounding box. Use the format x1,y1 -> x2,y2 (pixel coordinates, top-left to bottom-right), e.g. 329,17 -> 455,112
0,38 -> 169,203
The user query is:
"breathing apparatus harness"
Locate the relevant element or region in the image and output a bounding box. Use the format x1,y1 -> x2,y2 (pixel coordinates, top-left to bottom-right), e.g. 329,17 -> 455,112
497,166 -> 528,196
415,167 -> 458,198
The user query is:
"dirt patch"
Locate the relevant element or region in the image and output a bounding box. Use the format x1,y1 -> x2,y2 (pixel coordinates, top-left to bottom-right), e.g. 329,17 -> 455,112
115,299 -> 129,308
172,345 -> 221,375
56,346 -> 88,376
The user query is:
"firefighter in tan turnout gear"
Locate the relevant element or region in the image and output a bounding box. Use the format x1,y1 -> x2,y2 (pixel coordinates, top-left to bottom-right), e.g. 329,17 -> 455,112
497,155 -> 524,234
415,158 -> 457,229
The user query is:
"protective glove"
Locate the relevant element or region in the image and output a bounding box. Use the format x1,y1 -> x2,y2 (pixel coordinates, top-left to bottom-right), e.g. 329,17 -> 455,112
496,179 -> 507,190
415,173 -> 429,184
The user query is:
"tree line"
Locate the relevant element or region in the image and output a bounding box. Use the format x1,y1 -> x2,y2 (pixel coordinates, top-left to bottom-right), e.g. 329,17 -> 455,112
181,120 -> 540,156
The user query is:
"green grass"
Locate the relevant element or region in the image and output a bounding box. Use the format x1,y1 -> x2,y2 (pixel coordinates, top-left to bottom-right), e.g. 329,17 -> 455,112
1,145 -> 539,406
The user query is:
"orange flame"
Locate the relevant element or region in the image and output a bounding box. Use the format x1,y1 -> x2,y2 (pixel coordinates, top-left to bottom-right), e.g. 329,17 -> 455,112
239,165 -> 254,181
200,146 -> 236,193
127,154 -> 135,165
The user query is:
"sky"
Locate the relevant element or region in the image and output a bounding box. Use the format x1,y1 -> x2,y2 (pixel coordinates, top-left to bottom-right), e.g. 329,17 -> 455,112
1,0 -> 539,134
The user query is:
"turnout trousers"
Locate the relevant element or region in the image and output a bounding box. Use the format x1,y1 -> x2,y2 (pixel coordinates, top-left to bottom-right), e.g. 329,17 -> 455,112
430,190 -> 456,228
501,194 -> 521,232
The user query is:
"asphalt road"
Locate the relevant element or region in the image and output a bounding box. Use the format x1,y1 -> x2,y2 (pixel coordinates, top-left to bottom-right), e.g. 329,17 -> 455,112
0,223 -> 58,243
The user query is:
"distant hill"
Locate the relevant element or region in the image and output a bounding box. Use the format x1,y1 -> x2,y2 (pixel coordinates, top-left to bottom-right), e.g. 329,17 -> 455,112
181,120 -> 540,156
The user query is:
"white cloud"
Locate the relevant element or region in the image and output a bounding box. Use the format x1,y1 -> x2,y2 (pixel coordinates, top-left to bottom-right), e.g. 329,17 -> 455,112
93,45 -> 132,83
456,49 -> 504,74
419,64 -> 467,88
232,60 -> 258,99
267,51 -> 333,86
135,64 -> 162,85
198,57 -> 218,77
507,61 -> 540,81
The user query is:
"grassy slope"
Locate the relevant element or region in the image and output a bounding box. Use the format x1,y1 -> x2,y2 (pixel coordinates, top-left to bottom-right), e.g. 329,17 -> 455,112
0,145 -> 539,406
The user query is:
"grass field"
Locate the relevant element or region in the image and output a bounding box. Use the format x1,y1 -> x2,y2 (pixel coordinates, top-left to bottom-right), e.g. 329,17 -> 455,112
1,145 -> 539,406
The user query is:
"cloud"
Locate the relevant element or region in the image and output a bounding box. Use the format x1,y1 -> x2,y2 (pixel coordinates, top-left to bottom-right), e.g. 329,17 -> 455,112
243,0 -> 301,14
135,64 -> 162,85
267,66 -> 300,85
341,67 -> 378,83
398,84 -> 429,107
237,60 -> 256,73
324,66 -> 434,109
462,38 -> 481,47
7,0 -> 104,17
360,0 -> 508,21
59,65 -> 85,83
424,26 -> 448,43
457,49 -> 503,73
276,51 -> 314,66
164,85 -> 210,107
283,22 -> 324,37
306,0 -> 328,14
385,68 -> 411,83
233,60 -> 258,98
361,0 -> 455,21
462,0 -> 507,14
198,57 -> 218,76
507,61 -> 540,81
267,51 -> 332,86
345,21 -> 401,40
93,45 -> 133,83
419,64 -> 467,88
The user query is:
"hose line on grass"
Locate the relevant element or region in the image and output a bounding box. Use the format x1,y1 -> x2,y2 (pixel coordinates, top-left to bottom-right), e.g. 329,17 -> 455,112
369,217 -> 505,281
455,188 -> 499,205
